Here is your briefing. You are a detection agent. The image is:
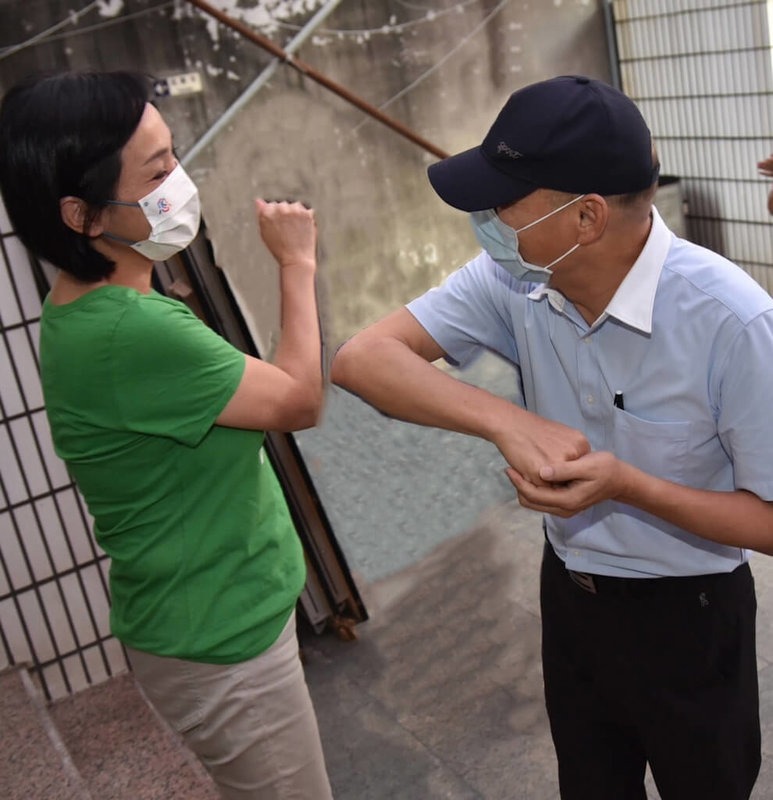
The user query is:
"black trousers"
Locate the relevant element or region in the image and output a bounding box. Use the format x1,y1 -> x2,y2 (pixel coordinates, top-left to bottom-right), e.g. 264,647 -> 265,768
541,542 -> 760,800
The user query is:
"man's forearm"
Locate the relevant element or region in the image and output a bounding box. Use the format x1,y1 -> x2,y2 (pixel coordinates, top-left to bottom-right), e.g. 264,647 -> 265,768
332,333 -> 590,485
619,463 -> 773,555
332,333 -> 514,439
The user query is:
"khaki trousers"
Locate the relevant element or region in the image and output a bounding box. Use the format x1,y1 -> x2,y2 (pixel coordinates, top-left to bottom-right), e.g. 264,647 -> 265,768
126,612 -> 333,800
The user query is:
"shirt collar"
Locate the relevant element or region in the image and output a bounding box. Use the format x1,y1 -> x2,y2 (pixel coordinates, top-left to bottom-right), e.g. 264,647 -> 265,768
527,206 -> 672,334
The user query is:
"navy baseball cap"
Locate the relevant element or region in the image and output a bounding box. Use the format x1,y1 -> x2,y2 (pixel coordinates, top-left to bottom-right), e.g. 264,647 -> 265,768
428,75 -> 659,212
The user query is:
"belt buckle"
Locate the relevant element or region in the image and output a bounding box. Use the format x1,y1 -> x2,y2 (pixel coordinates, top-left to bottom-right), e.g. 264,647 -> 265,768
568,570 -> 597,594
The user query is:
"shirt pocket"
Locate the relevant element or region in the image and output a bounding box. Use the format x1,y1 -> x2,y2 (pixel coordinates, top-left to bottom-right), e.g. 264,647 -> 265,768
611,410 -> 692,484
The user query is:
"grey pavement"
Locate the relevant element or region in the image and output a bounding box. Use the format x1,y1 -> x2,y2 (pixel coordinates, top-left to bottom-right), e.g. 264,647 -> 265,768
297,350 -> 773,798
301,500 -> 773,800
295,351 -> 524,584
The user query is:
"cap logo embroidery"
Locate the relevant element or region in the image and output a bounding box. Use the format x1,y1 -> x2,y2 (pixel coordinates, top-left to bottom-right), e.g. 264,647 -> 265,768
497,141 -> 523,159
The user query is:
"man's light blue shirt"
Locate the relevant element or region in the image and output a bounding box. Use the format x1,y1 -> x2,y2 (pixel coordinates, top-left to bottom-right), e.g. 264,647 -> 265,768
407,208 -> 773,578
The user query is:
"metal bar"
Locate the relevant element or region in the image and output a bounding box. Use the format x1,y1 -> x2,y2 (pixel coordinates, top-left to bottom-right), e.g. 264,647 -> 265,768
0,531 -> 32,670
183,0 -> 344,166
0,458 -> 65,699
602,1 -> 622,90
670,175 -> 772,184
0,238 -> 117,692
654,135 -> 772,141
26,253 -> 115,610
0,603 -> 14,667
614,0 -> 765,24
2,257 -> 109,683
619,45 -> 772,64
24,635 -> 116,671
731,260 -> 773,269
2,407 -> 47,426
0,554 -> 110,602
72,491 -> 112,603
684,215 -> 773,227
0,408 -> 91,689
184,0 -> 449,161
0,320 -> 41,333
632,91 -> 773,101
1,485 -> 85,516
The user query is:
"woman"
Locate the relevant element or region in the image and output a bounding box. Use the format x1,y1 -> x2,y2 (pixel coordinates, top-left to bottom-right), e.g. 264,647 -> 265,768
0,71 -> 332,800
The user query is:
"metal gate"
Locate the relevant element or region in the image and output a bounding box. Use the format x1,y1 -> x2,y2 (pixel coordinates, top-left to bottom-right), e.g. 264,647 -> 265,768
0,197 -> 125,701
611,0 -> 773,288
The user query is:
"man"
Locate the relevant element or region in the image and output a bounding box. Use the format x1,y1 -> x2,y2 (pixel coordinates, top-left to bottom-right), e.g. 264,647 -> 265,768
332,75 -> 773,799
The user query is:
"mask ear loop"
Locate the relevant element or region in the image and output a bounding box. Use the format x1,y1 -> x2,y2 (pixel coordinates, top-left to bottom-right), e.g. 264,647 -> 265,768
513,194 -> 586,234
543,242 -> 581,269
101,231 -> 139,245
101,200 -> 143,245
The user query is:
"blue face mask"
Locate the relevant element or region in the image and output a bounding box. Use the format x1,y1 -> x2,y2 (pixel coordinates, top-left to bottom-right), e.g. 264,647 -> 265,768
469,194 -> 585,283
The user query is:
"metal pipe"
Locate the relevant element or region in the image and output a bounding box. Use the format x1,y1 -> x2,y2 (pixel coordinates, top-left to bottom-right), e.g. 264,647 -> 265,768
184,0 -> 450,160
183,0 -> 344,166
602,0 -> 622,91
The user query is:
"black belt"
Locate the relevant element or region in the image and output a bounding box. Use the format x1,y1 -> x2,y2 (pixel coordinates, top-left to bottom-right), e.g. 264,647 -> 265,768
545,539 -> 749,597
567,569 -> 599,594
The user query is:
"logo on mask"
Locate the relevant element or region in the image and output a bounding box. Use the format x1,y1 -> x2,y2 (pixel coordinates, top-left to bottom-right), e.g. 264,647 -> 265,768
157,198 -> 172,214
497,141 -> 523,159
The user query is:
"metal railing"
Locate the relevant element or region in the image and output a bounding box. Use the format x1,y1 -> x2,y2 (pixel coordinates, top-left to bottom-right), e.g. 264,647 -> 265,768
0,198 -> 127,701
611,0 -> 773,289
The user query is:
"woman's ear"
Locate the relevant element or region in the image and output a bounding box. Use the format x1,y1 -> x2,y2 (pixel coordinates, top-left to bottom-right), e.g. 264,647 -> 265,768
60,196 -> 104,236
576,194 -> 608,245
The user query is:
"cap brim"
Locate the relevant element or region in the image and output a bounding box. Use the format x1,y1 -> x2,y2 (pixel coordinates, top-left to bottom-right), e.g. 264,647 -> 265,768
427,146 -> 537,212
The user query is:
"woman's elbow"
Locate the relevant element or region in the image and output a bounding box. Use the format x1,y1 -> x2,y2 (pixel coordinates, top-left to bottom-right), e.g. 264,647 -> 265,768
278,385 -> 323,431
301,389 -> 324,428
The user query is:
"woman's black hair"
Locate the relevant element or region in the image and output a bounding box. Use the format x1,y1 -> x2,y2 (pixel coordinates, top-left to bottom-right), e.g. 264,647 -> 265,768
0,71 -> 151,281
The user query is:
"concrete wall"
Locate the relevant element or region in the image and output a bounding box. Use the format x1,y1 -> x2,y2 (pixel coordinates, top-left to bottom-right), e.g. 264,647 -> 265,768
0,0 -> 611,355
186,0 -> 612,356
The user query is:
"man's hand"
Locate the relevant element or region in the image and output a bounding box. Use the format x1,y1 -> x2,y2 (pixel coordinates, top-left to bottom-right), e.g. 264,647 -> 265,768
510,450 -> 773,556
758,154 -> 773,216
506,450 -> 628,514
491,411 -> 590,487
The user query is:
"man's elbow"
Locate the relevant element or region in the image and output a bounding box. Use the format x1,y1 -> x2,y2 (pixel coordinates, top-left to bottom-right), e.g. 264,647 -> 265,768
330,337 -> 363,390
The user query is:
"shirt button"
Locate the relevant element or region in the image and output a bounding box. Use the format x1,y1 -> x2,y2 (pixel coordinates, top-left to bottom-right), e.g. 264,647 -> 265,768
573,550 -> 580,556
586,395 -> 594,404
583,337 -> 590,344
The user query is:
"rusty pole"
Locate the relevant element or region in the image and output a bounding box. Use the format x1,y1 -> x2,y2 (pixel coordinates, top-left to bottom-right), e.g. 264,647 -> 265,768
184,0 -> 450,161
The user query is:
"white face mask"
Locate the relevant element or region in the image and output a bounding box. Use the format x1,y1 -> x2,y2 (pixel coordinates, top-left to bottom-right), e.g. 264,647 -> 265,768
469,194 -> 584,283
104,163 -> 201,261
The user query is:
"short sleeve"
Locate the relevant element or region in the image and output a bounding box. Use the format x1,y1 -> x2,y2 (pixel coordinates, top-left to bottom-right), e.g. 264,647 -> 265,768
406,251 -> 525,366
110,295 -> 246,446
717,310 -> 773,500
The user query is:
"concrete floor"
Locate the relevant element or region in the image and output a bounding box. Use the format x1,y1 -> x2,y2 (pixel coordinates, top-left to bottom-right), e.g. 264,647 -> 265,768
301,500 -> 773,800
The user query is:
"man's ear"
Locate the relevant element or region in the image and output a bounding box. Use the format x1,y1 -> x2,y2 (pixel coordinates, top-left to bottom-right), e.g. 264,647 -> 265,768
60,196 -> 104,236
576,194 -> 608,245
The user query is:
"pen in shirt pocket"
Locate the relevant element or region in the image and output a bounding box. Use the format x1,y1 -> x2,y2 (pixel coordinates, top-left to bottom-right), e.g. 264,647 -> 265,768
613,391 -> 625,410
